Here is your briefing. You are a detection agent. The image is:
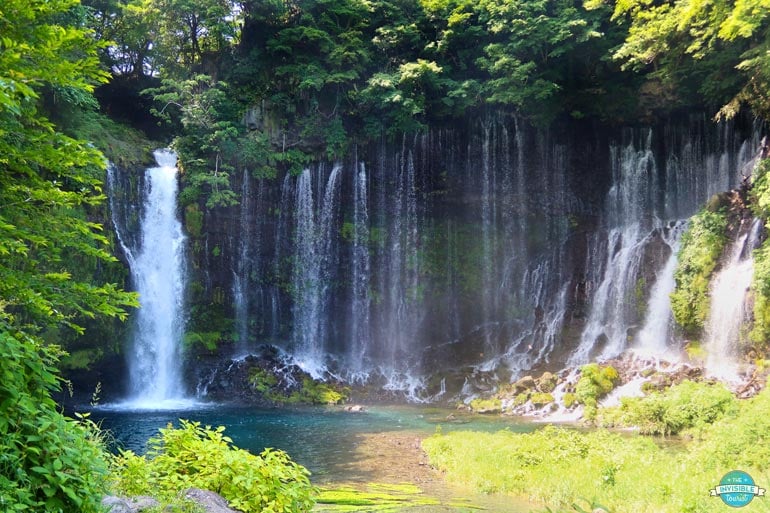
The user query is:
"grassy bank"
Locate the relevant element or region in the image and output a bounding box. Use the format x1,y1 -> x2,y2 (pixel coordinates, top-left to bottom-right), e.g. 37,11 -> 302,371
423,384 -> 770,512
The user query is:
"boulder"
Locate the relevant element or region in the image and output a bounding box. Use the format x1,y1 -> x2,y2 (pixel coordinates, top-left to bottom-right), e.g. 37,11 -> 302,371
344,404 -> 366,413
101,496 -> 160,513
514,375 -> 535,393
184,488 -> 239,513
536,372 -> 557,393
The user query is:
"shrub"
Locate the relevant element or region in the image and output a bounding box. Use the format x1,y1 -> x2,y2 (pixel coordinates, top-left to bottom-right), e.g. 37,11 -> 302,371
697,386 -> 770,470
599,380 -> 737,435
576,364 -> 619,420
110,420 -> 315,513
0,329 -> 109,513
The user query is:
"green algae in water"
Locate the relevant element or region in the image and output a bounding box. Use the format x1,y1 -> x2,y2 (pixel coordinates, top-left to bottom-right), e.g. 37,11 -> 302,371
315,483 -> 445,512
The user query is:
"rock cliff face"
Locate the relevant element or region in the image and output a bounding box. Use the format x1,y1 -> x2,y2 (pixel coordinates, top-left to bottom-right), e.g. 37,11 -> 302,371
105,113 -> 760,398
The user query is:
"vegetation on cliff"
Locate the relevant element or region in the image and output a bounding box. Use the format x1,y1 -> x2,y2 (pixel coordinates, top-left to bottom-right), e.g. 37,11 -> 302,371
670,208 -> 729,335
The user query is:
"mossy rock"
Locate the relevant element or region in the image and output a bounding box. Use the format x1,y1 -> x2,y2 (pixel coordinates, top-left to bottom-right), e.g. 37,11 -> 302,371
536,372 -> 557,393
469,397 -> 502,414
513,393 -> 529,406
530,392 -> 555,406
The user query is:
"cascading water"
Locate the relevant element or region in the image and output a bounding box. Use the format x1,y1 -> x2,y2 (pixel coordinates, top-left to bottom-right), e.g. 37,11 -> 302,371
634,222 -> 686,358
705,218 -> 763,379
109,150 -> 189,407
291,164 -> 342,377
202,115 -> 759,397
571,132 -> 658,363
232,168 -> 256,355
350,161 -> 371,376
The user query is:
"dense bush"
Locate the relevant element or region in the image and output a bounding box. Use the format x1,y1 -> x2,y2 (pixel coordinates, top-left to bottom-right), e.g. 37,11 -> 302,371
110,420 -> 316,512
576,363 -> 619,420
598,380 -> 737,435
670,209 -> 728,334
0,328 -> 109,513
697,386 -> 770,470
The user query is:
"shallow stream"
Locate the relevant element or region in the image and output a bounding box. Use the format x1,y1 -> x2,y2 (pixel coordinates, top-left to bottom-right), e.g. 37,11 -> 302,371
93,403 -> 538,512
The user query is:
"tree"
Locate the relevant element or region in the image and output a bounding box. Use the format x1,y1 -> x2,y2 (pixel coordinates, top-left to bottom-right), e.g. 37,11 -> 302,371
600,0 -> 770,118
0,0 -> 138,510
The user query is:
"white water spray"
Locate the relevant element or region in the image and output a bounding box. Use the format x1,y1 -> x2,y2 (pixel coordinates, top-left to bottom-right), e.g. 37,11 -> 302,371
705,219 -> 762,380
634,222 -> 686,358
110,150 -> 189,408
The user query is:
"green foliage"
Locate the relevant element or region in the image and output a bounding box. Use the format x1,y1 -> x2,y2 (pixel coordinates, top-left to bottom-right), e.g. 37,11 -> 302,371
575,364 -> 619,420
183,330 -> 221,352
110,420 -> 316,513
0,327 -> 110,512
562,392 -> 578,408
697,385 -> 770,470
598,380 -> 737,435
0,2 -> 139,510
670,209 -> 728,334
605,0 -> 770,118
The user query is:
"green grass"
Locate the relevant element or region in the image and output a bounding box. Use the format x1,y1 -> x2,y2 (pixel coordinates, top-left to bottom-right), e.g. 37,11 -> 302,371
423,385 -> 770,513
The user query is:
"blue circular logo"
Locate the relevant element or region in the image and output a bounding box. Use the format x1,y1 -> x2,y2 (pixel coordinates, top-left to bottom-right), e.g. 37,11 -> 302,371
715,471 -> 759,508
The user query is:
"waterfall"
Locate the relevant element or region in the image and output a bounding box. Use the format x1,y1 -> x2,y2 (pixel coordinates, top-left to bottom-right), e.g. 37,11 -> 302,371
172,116 -> 760,397
109,150 -> 189,407
232,168 -> 258,355
571,133 -> 658,363
634,222 -> 685,357
291,165 -> 342,377
350,162 -> 371,375
705,218 -> 763,379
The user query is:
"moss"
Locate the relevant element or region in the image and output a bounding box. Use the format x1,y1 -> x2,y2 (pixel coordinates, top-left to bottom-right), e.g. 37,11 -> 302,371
184,204 -> 204,238
315,483 -> 441,512
249,368 -> 279,393
513,393 -> 529,406
530,392 -> 554,406
286,378 -> 348,405
562,392 -> 578,408
55,106 -> 155,168
536,371 -> 557,393
469,397 -> 502,413
670,209 -> 728,335
576,364 -> 619,420
685,340 -> 706,361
